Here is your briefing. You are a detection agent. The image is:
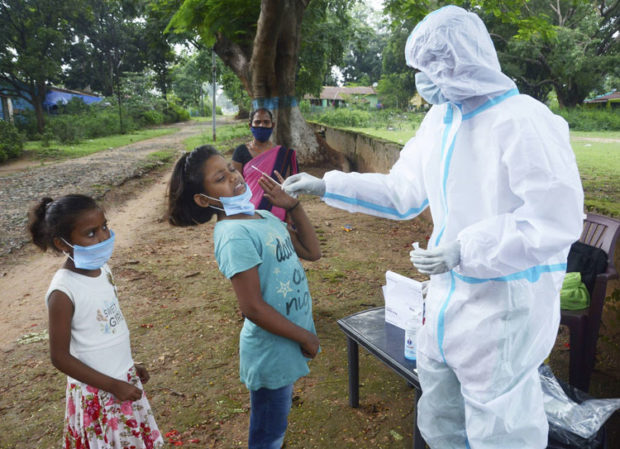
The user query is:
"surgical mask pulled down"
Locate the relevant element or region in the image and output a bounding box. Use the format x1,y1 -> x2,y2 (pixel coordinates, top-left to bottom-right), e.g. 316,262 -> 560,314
201,183 -> 256,216
415,72 -> 448,105
62,230 -> 116,270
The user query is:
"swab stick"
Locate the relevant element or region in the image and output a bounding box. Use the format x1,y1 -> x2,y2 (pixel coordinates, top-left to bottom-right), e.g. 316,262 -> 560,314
251,165 -> 282,186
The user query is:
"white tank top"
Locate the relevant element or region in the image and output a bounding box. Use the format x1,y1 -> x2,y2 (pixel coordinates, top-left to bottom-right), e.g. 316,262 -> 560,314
45,264 -> 134,381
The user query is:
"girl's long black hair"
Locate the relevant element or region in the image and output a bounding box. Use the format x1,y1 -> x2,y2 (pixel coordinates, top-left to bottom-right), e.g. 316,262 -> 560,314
167,145 -> 220,227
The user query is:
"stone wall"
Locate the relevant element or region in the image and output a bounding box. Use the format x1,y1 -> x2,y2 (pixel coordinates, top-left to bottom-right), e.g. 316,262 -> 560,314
309,123 -> 402,173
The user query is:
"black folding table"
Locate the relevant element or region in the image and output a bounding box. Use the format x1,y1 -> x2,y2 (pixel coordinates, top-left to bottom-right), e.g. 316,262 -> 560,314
337,307 -> 426,448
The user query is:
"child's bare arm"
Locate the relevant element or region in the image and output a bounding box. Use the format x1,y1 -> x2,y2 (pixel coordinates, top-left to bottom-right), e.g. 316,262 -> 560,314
231,268 -> 319,358
259,172 -> 321,261
48,290 -> 143,401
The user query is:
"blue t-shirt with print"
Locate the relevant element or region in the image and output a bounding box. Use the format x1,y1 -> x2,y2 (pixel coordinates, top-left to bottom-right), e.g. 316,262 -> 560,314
214,210 -> 317,391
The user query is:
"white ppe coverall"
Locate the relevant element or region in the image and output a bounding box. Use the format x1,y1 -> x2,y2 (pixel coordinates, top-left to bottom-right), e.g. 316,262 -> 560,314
321,6 -> 584,449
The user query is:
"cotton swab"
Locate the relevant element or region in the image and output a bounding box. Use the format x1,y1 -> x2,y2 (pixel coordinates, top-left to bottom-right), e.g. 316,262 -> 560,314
251,165 -> 282,186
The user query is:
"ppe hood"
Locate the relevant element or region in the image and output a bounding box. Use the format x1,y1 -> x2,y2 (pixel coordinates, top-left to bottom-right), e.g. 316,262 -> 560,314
405,5 -> 516,104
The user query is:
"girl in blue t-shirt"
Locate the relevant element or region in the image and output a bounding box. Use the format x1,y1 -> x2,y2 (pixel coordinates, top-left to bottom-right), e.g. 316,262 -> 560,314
167,145 -> 321,449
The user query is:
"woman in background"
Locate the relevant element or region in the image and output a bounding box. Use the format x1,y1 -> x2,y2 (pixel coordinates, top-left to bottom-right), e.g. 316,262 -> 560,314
232,108 -> 298,221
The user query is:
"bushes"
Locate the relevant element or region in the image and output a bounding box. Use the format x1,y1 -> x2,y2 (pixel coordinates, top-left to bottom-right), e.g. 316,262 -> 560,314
49,116 -> 82,143
0,120 -> 24,162
139,109 -> 165,126
314,109 -> 372,128
163,103 -> 190,123
15,98 -> 190,146
551,106 -> 620,131
309,107 -> 425,132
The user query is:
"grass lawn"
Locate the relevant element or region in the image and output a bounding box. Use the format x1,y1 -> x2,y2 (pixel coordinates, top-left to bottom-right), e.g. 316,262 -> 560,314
23,127 -> 178,160
571,135 -> 620,217
342,126 -> 416,145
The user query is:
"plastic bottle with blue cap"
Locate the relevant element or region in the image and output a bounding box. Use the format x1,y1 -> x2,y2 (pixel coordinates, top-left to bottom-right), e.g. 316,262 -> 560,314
404,310 -> 423,360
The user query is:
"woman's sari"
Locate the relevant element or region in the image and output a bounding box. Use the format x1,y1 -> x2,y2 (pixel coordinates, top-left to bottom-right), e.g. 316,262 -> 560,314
243,145 -> 298,221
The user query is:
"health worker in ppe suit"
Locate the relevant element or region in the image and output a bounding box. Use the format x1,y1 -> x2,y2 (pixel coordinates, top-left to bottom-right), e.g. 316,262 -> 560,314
283,5 -> 584,449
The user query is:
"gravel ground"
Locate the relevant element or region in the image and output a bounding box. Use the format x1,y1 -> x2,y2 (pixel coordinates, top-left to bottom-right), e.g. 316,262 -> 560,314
0,120 -> 207,256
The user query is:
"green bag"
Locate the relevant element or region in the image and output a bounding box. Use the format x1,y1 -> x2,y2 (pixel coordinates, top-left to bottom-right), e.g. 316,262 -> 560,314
560,272 -> 591,310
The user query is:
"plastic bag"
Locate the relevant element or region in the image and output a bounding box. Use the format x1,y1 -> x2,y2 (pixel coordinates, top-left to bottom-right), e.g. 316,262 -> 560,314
540,364 -> 620,447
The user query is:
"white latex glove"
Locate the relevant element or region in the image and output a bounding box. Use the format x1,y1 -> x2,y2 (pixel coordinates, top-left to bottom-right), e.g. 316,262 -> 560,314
282,173 -> 326,198
410,241 -> 461,275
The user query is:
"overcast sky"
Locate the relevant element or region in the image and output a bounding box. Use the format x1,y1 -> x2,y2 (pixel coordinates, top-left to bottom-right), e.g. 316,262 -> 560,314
366,0 -> 384,12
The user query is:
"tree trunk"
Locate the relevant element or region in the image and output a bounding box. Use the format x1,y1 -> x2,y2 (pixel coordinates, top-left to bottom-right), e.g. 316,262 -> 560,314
214,0 -> 329,166
33,81 -> 47,134
554,80 -> 587,108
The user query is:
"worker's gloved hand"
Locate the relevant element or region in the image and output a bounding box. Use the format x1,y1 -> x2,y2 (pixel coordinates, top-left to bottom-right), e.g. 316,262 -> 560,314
282,173 -> 326,198
410,241 -> 461,275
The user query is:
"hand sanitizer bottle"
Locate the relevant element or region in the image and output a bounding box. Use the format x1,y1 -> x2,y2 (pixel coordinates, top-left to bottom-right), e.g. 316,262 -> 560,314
404,313 -> 420,360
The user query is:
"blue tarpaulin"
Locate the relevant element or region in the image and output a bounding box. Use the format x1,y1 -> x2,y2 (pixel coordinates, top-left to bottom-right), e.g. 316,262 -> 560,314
43,89 -> 103,109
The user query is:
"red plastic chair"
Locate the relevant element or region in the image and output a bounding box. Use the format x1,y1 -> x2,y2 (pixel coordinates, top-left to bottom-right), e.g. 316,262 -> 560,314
560,213 -> 620,392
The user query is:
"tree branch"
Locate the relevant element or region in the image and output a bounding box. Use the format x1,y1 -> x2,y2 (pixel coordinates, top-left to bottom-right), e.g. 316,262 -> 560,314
213,34 -> 252,94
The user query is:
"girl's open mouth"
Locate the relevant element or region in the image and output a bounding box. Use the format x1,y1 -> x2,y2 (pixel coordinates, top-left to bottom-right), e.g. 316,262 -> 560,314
234,183 -> 246,195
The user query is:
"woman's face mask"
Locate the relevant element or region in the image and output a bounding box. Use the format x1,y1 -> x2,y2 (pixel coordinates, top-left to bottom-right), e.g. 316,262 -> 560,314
415,72 -> 448,105
62,231 -> 115,270
202,184 -> 255,216
251,126 -> 273,143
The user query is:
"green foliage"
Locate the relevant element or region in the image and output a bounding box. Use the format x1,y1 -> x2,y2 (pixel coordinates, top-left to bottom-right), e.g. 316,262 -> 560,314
24,128 -> 177,160
60,97 -> 91,115
49,116 -> 83,144
339,4 -> 387,84
0,0 -> 86,132
167,0 -> 259,46
12,110 -> 39,140
171,51 -> 210,108
299,100 -> 311,114
376,73 -> 416,109
63,0 -> 149,97
297,0 -> 355,97
314,109 -> 373,128
16,92 -> 188,145
166,0 -> 357,101
0,120 -> 24,162
164,103 -> 190,123
384,1 -> 616,107
140,109 -> 166,126
552,107 -> 620,132
308,108 -> 425,145
218,64 -> 252,114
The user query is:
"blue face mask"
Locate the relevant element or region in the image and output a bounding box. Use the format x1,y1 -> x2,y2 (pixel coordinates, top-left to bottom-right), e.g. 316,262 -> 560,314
62,230 -> 115,270
415,72 -> 448,105
202,184 -> 255,216
251,126 -> 273,143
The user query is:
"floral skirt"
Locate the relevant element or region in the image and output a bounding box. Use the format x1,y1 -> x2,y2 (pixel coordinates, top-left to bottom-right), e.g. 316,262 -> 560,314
63,366 -> 164,449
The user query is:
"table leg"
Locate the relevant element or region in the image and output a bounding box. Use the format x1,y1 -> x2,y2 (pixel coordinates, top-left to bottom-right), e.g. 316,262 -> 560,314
413,388 -> 425,448
347,337 -> 359,408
